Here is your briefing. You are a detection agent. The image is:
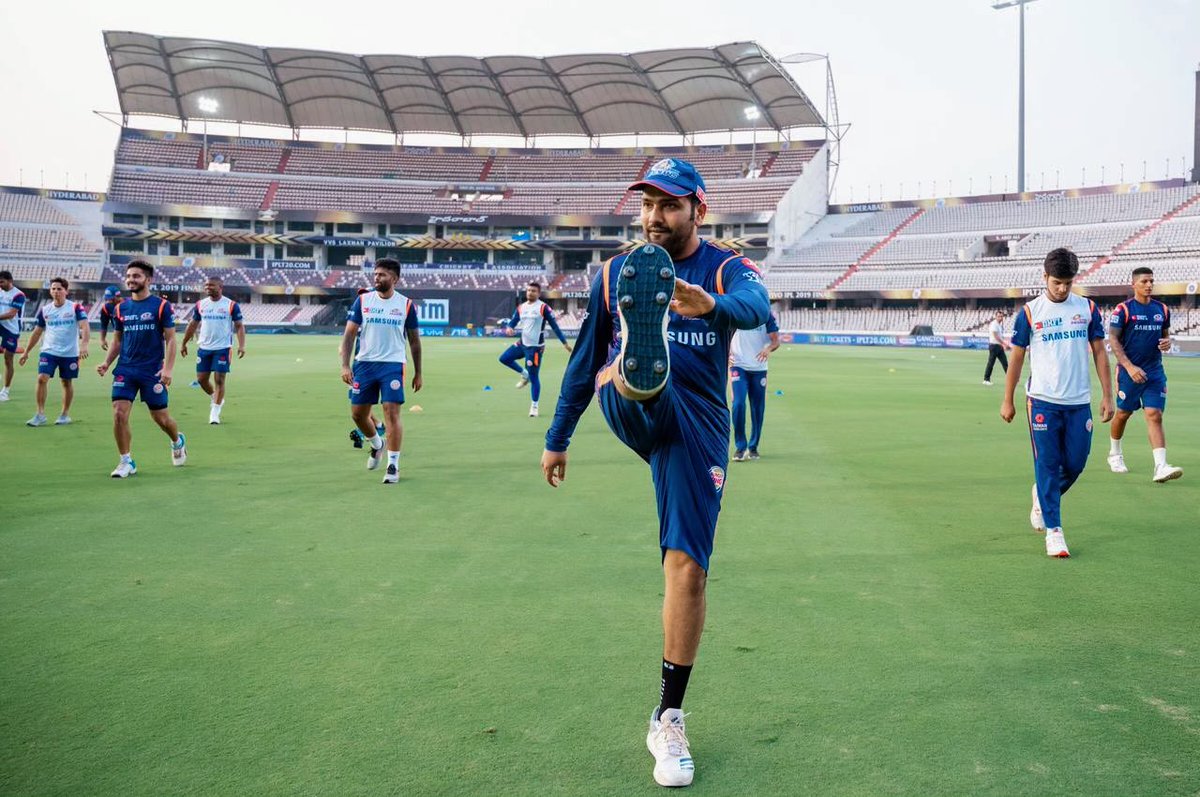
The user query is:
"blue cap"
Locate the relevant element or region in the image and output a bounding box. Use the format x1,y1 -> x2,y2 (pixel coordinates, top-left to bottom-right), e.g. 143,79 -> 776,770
628,158 -> 707,207
103,285 -> 121,299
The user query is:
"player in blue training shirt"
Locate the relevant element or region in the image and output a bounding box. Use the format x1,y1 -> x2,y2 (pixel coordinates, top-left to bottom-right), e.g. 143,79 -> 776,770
339,258 -> 422,484
729,312 -> 780,461
96,260 -> 187,478
18,277 -> 88,426
541,159 -> 769,788
0,269 -> 28,402
1105,266 -> 1182,483
98,285 -> 122,351
499,281 -> 572,417
1001,248 -> 1113,558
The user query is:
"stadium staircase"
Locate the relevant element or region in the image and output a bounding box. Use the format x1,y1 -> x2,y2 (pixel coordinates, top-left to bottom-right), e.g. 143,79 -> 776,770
282,306 -> 303,323
478,155 -> 495,181
757,152 -> 780,177
1081,189 -> 1200,279
276,147 -> 292,173
612,158 -> 654,215
260,181 -> 280,211
827,208 -> 926,289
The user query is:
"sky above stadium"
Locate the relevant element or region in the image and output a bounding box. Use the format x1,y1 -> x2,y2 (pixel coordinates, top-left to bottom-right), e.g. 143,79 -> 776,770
0,0 -> 1195,203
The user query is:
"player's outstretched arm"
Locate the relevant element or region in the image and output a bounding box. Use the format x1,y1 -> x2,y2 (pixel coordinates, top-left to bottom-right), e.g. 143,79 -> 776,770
543,306 -> 571,351
1000,345 -> 1026,423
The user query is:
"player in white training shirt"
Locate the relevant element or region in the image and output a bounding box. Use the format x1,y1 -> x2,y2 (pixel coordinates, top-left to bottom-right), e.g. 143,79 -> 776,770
498,281 -> 571,417
0,269 -> 27,402
1001,248 -> 1113,558
18,277 -> 89,425
729,312 -> 780,461
339,258 -> 422,484
181,277 -> 246,425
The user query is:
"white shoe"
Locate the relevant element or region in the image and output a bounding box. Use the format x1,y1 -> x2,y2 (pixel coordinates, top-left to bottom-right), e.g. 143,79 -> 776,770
55,414 -> 71,425
367,445 -> 383,470
1153,464 -> 1183,483
516,373 -> 530,389
647,708 -> 695,788
25,413 -> 47,427
382,463 -> 399,484
982,380 -> 992,386
1029,483 -> 1044,531
172,433 -> 187,467
0,389 -> 9,402
529,403 -> 539,417
209,406 -> 220,425
1107,453 -> 1128,473
111,459 -> 137,478
1045,528 -> 1070,558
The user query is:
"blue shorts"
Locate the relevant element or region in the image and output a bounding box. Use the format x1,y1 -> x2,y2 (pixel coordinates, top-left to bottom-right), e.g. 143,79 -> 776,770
596,370 -> 728,572
0,330 -> 18,353
112,368 -> 168,410
38,353 -> 80,379
197,347 -> 231,374
1116,366 -> 1167,412
350,361 -> 405,406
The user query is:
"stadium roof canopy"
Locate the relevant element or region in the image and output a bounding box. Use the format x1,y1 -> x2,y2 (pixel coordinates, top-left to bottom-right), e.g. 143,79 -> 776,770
103,32 -> 826,138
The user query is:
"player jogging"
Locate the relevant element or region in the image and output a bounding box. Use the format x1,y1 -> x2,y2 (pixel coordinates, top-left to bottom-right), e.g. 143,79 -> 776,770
1001,248 -> 1114,558
729,311 -> 780,461
339,258 -> 422,484
499,281 -> 572,417
98,285 -> 122,351
18,277 -> 88,426
1106,266 -> 1182,482
541,159 -> 769,788
0,269 -> 27,402
96,260 -> 187,477
180,276 -> 246,425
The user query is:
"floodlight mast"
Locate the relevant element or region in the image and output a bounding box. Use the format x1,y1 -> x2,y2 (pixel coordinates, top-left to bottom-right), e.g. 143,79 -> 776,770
993,0 -> 1037,194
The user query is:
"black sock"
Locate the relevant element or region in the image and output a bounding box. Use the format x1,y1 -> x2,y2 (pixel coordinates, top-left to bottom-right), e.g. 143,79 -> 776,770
657,659 -> 693,718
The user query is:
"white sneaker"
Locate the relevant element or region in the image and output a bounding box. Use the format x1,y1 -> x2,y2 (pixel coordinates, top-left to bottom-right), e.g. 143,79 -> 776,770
55,414 -> 71,425
529,403 -> 539,417
1153,464 -> 1183,483
1107,453 -> 1128,474
0,389 -> 9,402
382,463 -> 399,484
1029,483 -> 1045,531
209,406 -> 220,425
1045,528 -> 1070,558
516,372 -> 530,389
982,379 -> 992,386
111,459 -> 137,478
171,433 -> 187,467
647,708 -> 695,788
367,445 -> 384,470
26,413 -> 47,427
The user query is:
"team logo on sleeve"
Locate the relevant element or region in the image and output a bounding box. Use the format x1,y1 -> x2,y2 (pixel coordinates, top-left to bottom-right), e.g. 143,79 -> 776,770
708,466 -> 726,493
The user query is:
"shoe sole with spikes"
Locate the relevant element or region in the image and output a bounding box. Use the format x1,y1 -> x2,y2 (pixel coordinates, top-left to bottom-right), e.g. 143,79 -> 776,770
615,244 -> 675,400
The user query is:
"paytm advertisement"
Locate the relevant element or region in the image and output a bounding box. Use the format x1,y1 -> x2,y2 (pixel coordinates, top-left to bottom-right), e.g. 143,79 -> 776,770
416,298 -> 449,327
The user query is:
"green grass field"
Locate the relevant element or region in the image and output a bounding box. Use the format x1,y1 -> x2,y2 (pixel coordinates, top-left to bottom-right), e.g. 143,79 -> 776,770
3,337 -> 1198,796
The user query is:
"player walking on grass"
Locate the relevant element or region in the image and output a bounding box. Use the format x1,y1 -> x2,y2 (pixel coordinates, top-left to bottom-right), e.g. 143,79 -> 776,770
98,285 -> 122,351
0,269 -> 27,402
499,281 -> 572,417
347,287 -> 385,449
542,159 -> 769,787
1001,248 -> 1113,558
96,260 -> 187,478
180,276 -> 246,425
982,310 -> 1011,385
339,258 -> 421,484
18,277 -> 88,426
729,311 -> 779,461
1105,267 -> 1182,483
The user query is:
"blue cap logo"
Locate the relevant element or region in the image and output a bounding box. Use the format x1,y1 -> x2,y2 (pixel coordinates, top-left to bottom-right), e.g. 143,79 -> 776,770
629,158 -> 707,206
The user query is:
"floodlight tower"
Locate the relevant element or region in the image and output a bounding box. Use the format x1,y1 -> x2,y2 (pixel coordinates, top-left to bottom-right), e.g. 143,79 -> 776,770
993,0 -> 1036,193
744,105 -> 762,176
197,96 -> 219,168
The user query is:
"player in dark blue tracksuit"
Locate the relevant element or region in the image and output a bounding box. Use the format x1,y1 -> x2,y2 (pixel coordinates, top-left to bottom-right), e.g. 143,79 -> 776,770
541,159 -> 769,788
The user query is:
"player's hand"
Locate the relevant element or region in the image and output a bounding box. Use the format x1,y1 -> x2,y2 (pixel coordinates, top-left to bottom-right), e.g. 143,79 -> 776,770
18,353 -> 28,366
1158,337 -> 1172,353
237,347 -> 245,359
1000,399 -> 1016,423
80,348 -> 89,360
756,347 -> 771,363
506,328 -> 516,337
542,450 -> 568,488
97,362 -> 109,377
670,278 -> 716,318
180,343 -> 188,357
1099,398 -> 1115,424
341,366 -> 353,385
563,342 -> 572,353
411,373 -> 423,392
158,369 -> 172,388
101,339 -> 109,351
1128,365 -> 1147,384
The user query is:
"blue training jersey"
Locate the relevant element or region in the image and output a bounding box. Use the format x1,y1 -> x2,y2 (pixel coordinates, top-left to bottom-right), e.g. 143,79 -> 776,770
1109,298 -> 1169,371
99,300 -> 119,333
114,296 -> 175,372
546,240 -> 770,452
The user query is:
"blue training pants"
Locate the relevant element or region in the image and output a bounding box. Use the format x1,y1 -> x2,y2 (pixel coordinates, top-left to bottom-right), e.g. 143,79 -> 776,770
730,366 -> 768,451
1027,397 -> 1093,531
